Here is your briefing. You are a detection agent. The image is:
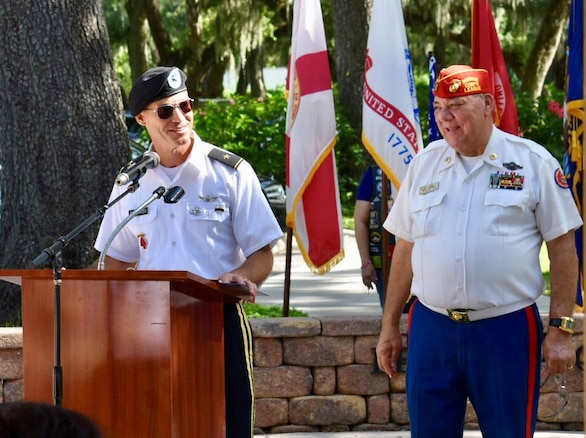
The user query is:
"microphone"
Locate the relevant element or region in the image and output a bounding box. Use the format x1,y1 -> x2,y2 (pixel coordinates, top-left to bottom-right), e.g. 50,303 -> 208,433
96,186 -> 185,270
115,151 -> 160,186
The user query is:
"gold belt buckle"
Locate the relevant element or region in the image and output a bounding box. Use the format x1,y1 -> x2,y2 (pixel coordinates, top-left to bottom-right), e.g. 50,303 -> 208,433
447,309 -> 470,323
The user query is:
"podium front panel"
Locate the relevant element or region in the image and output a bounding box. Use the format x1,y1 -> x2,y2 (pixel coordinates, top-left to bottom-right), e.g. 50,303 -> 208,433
16,273 -> 226,438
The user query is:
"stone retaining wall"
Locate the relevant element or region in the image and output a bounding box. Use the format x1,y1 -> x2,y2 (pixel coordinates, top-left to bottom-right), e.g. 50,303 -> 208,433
249,315 -> 584,434
0,315 -> 583,434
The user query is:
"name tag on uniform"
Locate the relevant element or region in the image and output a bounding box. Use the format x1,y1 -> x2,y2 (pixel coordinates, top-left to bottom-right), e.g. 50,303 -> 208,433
419,182 -> 439,195
129,207 -> 148,216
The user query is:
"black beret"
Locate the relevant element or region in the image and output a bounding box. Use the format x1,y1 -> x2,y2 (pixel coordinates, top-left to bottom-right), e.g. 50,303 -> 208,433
128,66 -> 188,116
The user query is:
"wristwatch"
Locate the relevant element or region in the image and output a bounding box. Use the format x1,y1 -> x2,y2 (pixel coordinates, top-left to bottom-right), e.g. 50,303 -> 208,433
548,317 -> 576,334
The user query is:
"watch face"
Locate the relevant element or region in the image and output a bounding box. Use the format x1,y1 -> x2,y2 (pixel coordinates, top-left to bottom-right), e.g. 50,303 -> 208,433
563,318 -> 576,330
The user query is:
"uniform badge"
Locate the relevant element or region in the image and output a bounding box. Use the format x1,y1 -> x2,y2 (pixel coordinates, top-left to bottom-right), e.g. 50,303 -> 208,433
489,172 -> 524,190
137,233 -> 148,250
419,182 -> 439,195
503,161 -> 523,170
554,168 -> 569,189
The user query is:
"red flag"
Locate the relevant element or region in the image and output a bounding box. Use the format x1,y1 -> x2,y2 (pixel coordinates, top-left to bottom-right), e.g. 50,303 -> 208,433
285,0 -> 344,274
472,0 -> 519,135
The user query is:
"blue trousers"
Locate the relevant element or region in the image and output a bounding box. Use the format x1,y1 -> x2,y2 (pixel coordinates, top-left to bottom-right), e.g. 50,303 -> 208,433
406,300 -> 543,438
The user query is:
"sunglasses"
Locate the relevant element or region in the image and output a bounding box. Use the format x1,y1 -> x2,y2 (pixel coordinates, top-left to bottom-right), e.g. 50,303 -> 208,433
144,98 -> 194,120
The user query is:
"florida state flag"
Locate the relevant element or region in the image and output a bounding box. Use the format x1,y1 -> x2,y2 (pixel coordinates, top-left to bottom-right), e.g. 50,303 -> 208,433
472,0 -> 519,135
362,0 -> 423,190
285,0 -> 344,274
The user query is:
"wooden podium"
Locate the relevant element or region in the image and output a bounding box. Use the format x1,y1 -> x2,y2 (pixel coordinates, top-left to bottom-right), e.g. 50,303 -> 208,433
0,269 -> 251,438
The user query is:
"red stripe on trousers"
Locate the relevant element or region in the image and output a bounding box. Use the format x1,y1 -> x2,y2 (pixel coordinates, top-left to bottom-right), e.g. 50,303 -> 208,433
524,306 -> 539,438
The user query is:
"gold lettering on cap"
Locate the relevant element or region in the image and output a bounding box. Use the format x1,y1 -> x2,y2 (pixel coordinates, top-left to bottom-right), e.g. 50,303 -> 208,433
462,76 -> 481,93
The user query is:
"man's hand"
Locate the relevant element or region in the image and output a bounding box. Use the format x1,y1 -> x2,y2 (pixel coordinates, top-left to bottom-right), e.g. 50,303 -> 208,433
218,273 -> 258,300
376,326 -> 403,378
361,263 -> 378,290
543,328 -> 576,375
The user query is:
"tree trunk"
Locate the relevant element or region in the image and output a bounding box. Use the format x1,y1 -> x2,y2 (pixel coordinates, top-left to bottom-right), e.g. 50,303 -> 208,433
0,0 -> 128,324
236,46 -> 267,97
125,0 -> 150,85
520,0 -> 570,99
330,0 -> 372,132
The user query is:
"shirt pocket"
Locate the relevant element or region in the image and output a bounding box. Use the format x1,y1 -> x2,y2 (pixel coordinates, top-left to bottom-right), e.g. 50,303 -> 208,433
410,190 -> 446,239
482,190 -> 531,236
186,201 -> 231,223
127,203 -> 159,227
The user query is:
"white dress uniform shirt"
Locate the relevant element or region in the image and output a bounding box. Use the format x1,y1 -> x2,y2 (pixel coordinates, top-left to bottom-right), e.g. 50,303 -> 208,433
384,127 -> 582,311
95,132 -> 283,279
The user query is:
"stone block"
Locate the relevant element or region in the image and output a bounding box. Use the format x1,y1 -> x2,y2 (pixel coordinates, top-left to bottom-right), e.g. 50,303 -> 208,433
283,336 -> 354,366
464,399 -> 478,423
390,393 -> 409,425
337,364 -> 389,395
313,367 -> 336,395
3,379 -> 24,403
254,337 -> 282,367
354,335 -> 378,365
367,394 -> 390,424
250,317 -> 321,338
289,395 -> 366,426
321,316 -> 380,336
254,397 -> 288,428
268,424 -> 319,434
538,392 -> 584,423
254,366 -> 312,398
389,372 -> 406,393
0,350 -> 23,380
0,328 -> 22,349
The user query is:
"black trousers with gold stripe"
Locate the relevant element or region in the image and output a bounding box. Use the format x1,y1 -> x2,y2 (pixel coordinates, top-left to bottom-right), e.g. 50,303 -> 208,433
224,302 -> 254,438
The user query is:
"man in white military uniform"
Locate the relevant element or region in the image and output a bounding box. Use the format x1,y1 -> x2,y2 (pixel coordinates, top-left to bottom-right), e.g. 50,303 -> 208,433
376,65 -> 582,437
94,66 -> 283,438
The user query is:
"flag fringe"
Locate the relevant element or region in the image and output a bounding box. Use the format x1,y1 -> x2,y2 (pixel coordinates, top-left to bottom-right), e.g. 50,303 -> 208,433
293,228 -> 345,275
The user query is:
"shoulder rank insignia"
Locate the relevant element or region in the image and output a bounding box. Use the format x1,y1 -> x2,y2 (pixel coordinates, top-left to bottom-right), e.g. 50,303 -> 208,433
208,146 -> 243,169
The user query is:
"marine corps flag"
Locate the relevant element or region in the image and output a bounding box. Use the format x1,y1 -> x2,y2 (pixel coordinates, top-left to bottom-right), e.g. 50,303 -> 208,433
472,0 -> 519,135
563,0 -> 584,310
428,52 -> 442,143
285,0 -> 344,274
362,0 -> 423,190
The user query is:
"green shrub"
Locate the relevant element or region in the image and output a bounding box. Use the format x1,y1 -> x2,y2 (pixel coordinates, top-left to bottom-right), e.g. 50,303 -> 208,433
243,302 -> 308,318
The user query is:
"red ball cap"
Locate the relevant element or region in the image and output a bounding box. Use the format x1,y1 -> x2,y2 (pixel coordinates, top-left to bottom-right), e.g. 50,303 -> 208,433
433,65 -> 491,98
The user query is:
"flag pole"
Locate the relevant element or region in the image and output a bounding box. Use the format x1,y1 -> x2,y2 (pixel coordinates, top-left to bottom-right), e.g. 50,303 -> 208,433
580,0 -> 586,431
282,227 -> 293,317
580,0 -> 586,312
381,172 -> 390,293
582,0 -> 586,309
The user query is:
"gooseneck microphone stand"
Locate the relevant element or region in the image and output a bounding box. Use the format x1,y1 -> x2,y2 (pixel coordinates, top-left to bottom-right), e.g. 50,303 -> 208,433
29,180 -> 141,406
97,186 -> 185,270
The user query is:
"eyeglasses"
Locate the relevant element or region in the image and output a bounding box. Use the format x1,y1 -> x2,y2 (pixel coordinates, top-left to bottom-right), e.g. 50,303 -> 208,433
144,98 -> 194,120
539,371 -> 569,419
